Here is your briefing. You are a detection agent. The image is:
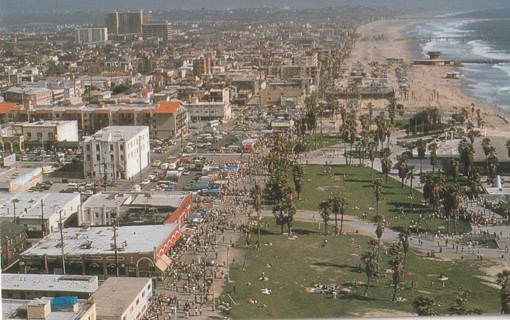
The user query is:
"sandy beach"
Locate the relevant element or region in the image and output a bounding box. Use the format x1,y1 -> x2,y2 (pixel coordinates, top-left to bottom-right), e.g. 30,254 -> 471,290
348,18 -> 510,136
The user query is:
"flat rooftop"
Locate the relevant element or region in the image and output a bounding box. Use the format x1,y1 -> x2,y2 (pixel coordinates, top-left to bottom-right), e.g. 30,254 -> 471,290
81,192 -> 132,209
2,274 -> 99,294
0,167 -> 41,186
92,277 -> 151,318
0,192 -> 80,220
2,298 -> 93,320
128,192 -> 189,208
84,126 -> 148,143
21,223 -> 177,257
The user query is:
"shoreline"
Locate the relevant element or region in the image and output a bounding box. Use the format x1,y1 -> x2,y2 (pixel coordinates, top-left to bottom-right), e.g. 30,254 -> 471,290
349,17 -> 510,135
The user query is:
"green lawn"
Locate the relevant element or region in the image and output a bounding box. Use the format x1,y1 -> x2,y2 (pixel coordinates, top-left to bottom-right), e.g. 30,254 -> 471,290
287,165 -> 471,235
221,220 -> 500,318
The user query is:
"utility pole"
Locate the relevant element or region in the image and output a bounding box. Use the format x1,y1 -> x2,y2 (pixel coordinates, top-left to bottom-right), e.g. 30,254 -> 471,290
113,221 -> 119,277
103,153 -> 108,192
59,209 -> 66,275
12,198 -> 19,224
41,199 -> 45,237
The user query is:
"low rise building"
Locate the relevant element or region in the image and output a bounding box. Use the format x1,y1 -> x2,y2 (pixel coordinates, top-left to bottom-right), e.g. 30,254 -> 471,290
0,167 -> 43,193
0,192 -> 80,235
1,221 -> 28,271
2,297 -> 96,320
92,277 -> 152,320
79,191 -> 193,227
13,120 -> 79,151
20,224 -> 180,276
1,274 -> 99,299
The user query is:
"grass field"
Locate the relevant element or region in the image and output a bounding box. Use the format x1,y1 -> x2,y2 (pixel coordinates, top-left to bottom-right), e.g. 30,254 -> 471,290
220,220 -> 500,318
286,164 -> 472,235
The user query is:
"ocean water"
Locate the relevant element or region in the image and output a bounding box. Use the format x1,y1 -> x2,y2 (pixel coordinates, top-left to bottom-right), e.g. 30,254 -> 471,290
407,15 -> 510,115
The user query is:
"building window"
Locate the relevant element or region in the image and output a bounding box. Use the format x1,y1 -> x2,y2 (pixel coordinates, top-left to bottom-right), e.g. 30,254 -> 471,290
110,144 -> 113,151
37,132 -> 42,139
96,154 -> 100,161
27,132 -> 32,140
95,145 -> 100,151
86,145 -> 91,151
48,132 -> 54,139
86,155 -> 90,161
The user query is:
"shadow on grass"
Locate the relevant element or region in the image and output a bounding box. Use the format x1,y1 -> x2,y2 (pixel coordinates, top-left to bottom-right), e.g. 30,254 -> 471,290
339,294 -> 377,301
293,228 -> 320,235
312,262 -> 353,270
346,179 -> 375,183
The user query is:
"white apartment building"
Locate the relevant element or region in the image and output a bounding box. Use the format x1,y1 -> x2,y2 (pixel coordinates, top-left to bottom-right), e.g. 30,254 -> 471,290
184,99 -> 232,122
83,126 -> 150,181
76,27 -> 109,45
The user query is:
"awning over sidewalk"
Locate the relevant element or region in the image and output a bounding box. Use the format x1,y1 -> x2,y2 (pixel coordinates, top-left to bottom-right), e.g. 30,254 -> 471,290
155,254 -> 172,272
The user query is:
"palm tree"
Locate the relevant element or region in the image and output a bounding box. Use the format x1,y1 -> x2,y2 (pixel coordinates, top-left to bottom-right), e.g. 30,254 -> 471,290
361,249 -> 379,296
319,200 -> 331,236
375,222 -> 384,261
497,269 -> 510,314
441,184 -> 460,233
381,148 -> 393,183
487,150 -> 499,185
397,153 -> 409,188
458,139 -> 475,176
399,231 -> 410,270
252,184 -> 263,214
413,296 -> 439,315
372,179 -> 384,214
329,196 -> 347,236
428,142 -> 438,173
450,159 -> 460,183
407,166 -> 416,196
368,141 -> 378,177
416,139 -> 427,174
389,255 -> 403,302
482,137 -> 492,176
292,164 -> 305,200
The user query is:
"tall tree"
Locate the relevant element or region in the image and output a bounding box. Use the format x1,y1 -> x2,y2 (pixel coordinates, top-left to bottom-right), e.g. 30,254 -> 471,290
497,269 -> 510,314
375,222 -> 385,262
292,164 -> 305,201
397,153 -> 409,188
372,179 -> 384,214
399,231 -> 410,271
441,184 -> 460,233
329,196 -> 347,236
416,139 -> 427,174
381,148 -> 393,183
319,200 -> 331,236
361,247 -> 379,296
428,142 -> 438,173
368,141 -> 378,177
389,255 -> 403,302
458,139 -> 475,176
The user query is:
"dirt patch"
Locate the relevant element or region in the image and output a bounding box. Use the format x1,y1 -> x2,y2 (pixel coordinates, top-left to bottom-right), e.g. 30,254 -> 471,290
359,309 -> 417,317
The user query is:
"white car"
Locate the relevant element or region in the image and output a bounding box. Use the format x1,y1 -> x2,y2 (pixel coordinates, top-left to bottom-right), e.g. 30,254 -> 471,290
141,179 -> 151,186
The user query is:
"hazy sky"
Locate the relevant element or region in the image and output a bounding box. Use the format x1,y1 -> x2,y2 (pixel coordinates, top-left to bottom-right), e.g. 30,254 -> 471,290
1,0 -> 510,15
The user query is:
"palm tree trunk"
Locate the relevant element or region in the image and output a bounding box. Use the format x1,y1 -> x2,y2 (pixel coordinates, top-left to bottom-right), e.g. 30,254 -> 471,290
364,278 -> 371,296
340,214 -> 344,236
334,212 -> 338,236
392,283 -> 398,302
